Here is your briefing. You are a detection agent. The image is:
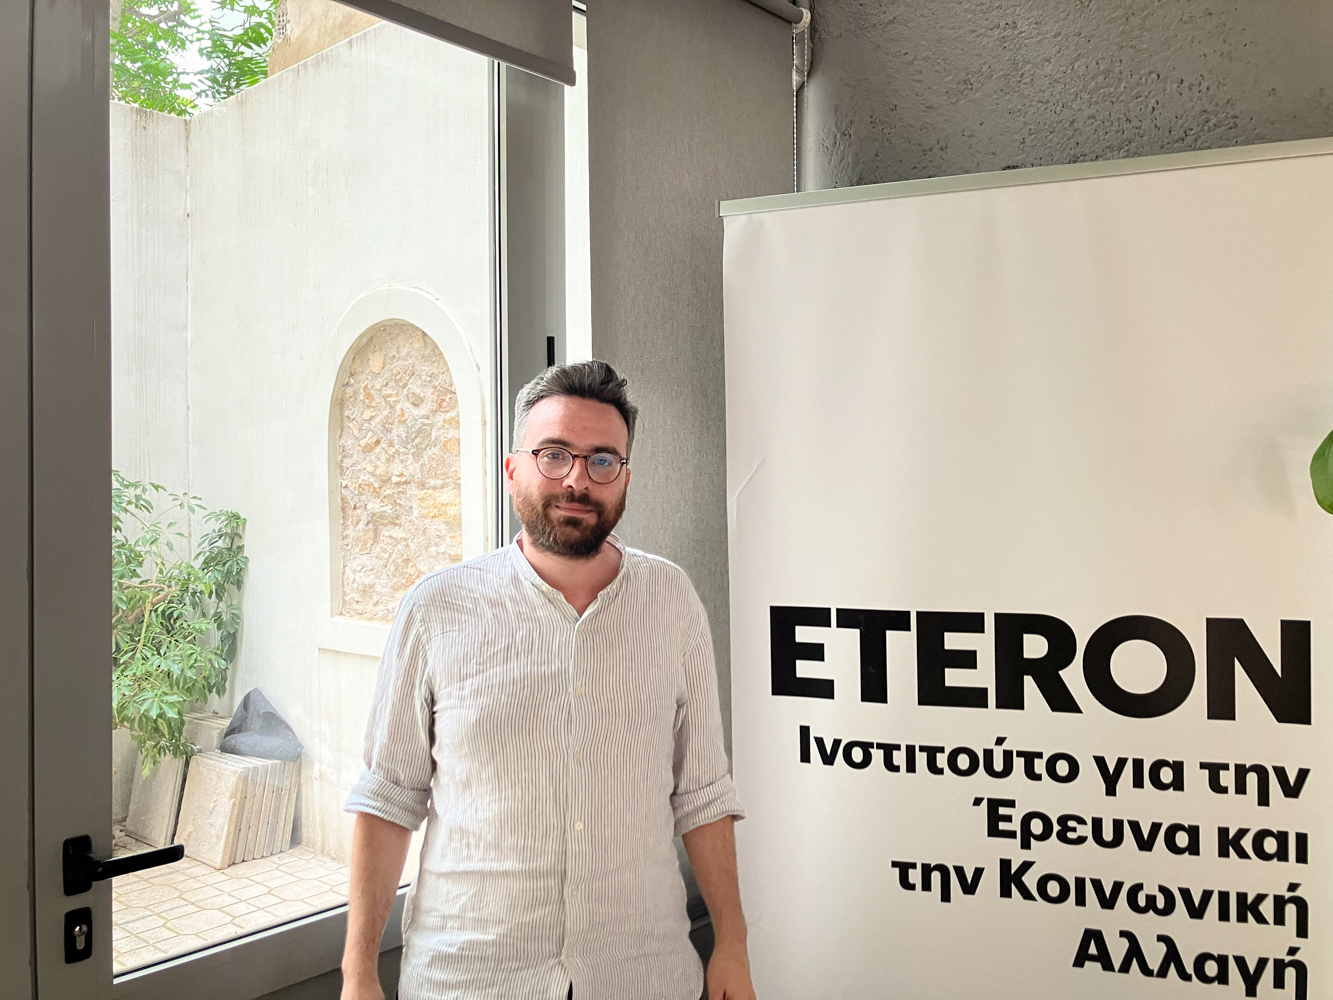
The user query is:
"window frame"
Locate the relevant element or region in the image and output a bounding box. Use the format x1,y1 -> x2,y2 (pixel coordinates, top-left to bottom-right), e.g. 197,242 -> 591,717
23,2 -> 578,997
0,0 -> 34,994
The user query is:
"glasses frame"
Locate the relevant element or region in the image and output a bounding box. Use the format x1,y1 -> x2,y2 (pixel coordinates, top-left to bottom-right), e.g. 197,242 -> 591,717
517,446 -> 629,484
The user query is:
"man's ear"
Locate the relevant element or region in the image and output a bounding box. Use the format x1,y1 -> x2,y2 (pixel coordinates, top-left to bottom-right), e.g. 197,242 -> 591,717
503,453 -> 517,495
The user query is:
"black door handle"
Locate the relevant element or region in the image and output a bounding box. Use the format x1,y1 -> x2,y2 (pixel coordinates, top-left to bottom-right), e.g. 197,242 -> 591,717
63,835 -> 184,896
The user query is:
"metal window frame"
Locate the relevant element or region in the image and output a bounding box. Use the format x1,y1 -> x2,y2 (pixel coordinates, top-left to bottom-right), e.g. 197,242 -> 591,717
19,0 -> 570,996
0,0 -> 34,994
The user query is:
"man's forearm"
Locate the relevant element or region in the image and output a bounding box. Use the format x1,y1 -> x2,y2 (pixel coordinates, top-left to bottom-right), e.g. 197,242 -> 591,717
681,815 -> 747,946
343,813 -> 413,983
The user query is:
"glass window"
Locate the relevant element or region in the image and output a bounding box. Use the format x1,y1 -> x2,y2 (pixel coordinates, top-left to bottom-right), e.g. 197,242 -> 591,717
108,0 -> 498,973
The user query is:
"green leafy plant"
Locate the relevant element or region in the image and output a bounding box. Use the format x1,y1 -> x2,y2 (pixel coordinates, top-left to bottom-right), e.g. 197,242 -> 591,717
1312,431 -> 1333,514
198,0 -> 279,103
112,471 -> 248,770
110,0 -> 279,116
110,0 -> 203,116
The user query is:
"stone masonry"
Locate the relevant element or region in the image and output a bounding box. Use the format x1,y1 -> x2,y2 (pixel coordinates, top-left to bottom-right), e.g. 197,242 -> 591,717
338,320 -> 463,621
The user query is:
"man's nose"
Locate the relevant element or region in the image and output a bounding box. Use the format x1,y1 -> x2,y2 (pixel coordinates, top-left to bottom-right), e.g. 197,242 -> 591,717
561,457 -> 591,491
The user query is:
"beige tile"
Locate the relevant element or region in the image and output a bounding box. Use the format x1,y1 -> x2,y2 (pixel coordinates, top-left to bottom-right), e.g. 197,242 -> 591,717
119,884 -> 181,908
181,885 -> 228,905
166,908 -> 231,935
112,844 -> 351,963
138,925 -> 176,945
266,899 -> 314,919
271,879 -> 327,902
117,943 -> 166,971
233,910 -> 281,932
114,932 -> 146,952
157,933 -> 207,959
197,923 -> 241,945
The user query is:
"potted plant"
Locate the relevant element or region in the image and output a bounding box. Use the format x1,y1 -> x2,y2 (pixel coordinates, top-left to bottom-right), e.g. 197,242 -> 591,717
112,471 -> 248,771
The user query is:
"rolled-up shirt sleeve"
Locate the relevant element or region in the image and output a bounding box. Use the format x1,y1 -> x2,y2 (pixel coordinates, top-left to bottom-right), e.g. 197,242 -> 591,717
345,591 -> 435,830
670,596 -> 745,837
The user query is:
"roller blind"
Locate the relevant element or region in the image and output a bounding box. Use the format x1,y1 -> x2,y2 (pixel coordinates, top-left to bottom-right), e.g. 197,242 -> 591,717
346,0 -> 575,84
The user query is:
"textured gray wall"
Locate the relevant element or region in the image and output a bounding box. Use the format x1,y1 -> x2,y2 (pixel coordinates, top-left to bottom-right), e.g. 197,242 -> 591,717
802,0 -> 1333,189
586,0 -> 792,743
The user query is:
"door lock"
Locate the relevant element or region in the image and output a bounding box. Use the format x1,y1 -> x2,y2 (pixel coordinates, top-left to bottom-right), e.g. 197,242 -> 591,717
64,907 -> 92,963
63,834 -> 184,896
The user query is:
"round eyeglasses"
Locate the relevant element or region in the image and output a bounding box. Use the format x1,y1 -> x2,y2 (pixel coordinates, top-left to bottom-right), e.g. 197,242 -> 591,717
518,447 -> 628,485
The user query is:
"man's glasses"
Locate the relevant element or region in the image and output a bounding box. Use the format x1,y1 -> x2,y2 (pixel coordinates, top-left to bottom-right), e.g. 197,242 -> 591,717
518,447 -> 628,485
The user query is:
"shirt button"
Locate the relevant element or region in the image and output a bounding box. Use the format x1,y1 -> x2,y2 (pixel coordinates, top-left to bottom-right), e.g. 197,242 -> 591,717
573,750 -> 582,761
574,821 -> 584,830
574,683 -> 584,694
571,888 -> 579,898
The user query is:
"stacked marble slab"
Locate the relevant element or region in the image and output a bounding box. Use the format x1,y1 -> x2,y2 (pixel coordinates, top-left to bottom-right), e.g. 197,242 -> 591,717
112,728 -> 140,827
183,711 -> 230,754
124,755 -> 186,848
176,752 -> 300,869
122,711 -> 231,848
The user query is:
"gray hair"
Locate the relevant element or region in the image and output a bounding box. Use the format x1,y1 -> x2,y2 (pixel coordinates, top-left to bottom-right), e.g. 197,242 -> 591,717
512,360 -> 639,456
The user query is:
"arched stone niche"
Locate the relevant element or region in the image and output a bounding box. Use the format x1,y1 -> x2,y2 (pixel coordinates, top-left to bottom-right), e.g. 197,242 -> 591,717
336,319 -> 461,621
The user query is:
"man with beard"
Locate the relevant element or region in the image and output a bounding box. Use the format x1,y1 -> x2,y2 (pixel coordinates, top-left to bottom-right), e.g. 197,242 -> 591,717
340,362 -> 754,1000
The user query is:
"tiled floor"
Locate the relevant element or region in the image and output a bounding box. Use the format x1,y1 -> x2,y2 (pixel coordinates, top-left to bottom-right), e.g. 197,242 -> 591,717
112,835 -> 350,974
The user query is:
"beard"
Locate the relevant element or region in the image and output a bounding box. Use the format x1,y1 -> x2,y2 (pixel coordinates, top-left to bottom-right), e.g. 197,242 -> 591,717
514,483 -> 627,558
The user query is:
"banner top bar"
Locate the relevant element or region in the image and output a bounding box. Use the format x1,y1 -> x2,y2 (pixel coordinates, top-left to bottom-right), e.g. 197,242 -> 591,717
719,135 -> 1333,217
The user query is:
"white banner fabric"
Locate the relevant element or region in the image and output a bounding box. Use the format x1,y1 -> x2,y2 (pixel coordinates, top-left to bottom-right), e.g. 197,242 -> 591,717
724,151 -> 1333,999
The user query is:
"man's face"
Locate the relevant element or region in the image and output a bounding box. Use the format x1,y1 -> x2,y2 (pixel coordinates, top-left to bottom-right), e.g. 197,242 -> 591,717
505,395 -> 631,558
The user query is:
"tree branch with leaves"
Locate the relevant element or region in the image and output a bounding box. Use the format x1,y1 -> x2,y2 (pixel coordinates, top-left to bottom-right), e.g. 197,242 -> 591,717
110,0 -> 279,116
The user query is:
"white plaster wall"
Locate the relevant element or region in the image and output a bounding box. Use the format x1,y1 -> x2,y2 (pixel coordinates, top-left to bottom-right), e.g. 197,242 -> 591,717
111,23 -> 494,863
111,102 -> 190,493
187,23 -> 493,861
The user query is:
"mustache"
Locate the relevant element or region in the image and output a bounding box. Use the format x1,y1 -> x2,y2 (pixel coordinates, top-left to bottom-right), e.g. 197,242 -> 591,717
541,490 -> 606,516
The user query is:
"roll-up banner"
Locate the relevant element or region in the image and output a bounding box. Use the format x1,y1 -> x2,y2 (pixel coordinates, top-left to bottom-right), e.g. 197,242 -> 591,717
722,140 -> 1333,999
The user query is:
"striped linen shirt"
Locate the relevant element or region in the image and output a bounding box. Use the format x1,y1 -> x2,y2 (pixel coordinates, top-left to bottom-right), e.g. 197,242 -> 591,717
345,536 -> 744,1000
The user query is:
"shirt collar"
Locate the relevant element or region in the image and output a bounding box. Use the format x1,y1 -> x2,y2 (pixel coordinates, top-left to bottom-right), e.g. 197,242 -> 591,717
508,532 -> 629,601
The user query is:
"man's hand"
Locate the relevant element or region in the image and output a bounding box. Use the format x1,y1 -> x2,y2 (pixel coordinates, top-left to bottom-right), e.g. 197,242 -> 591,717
706,938 -> 757,1000
682,816 -> 756,1000
340,968 -> 386,1000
